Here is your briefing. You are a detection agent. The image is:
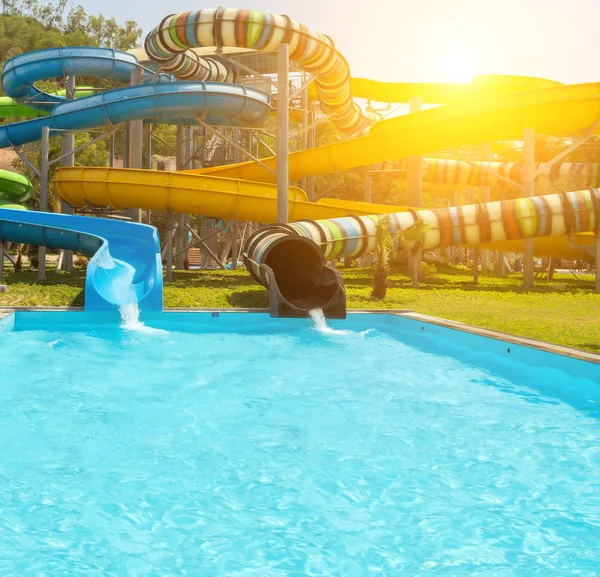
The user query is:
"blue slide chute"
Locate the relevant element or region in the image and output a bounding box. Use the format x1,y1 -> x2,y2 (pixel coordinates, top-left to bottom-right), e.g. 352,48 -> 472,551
0,208 -> 163,311
0,47 -> 271,311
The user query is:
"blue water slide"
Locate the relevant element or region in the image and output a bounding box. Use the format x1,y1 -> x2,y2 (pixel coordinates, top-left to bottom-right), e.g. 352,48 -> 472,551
1,47 -> 169,109
0,46 -> 271,312
0,47 -> 271,147
0,208 -> 162,311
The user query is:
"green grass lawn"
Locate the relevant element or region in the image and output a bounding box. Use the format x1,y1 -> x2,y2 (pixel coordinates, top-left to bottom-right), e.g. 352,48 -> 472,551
1,263 -> 599,353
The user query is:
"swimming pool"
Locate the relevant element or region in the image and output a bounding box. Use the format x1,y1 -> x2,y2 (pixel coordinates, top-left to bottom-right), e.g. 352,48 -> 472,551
1,311 -> 599,574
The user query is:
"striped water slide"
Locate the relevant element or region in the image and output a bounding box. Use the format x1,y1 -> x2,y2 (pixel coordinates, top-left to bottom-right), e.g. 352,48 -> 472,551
244,188 -> 600,315
144,8 -> 371,134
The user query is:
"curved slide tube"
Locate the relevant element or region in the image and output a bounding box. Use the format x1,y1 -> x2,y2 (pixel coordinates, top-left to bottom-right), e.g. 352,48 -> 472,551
145,8 -> 370,134
0,170 -> 33,210
0,47 -> 271,148
369,157 -> 600,193
54,166 -> 592,261
0,208 -> 162,311
0,82 -> 270,148
244,188 -> 600,317
189,81 -> 600,184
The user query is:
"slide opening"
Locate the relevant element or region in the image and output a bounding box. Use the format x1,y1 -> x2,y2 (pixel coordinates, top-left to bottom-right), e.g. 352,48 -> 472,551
264,236 -> 338,310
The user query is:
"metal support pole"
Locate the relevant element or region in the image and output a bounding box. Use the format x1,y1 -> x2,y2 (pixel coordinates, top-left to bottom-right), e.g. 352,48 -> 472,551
0,242 -> 4,284
276,42 -> 289,223
479,143 -> 491,271
364,173 -> 372,203
307,108 -> 316,201
145,123 -> 152,224
363,174 -> 373,266
480,187 -> 491,270
408,96 -> 423,287
128,67 -> 143,223
59,74 -> 76,273
473,248 -> 480,284
595,233 -> 600,293
300,81 -> 309,192
231,220 -> 238,269
123,125 -> 129,168
523,127 -> 535,289
166,213 -> 173,282
38,126 -> 50,281
109,133 -> 115,168
175,125 -> 186,270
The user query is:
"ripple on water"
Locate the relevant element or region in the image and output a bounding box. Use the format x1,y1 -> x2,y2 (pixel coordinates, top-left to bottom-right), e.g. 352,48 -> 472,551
0,321 -> 598,574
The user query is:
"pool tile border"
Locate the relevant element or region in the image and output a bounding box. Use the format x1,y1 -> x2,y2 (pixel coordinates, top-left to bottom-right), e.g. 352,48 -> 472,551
1,306 -> 598,365
400,312 -> 600,365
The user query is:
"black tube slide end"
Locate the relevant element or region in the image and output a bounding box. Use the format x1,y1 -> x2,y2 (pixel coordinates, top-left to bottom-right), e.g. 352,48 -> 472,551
262,262 -> 346,319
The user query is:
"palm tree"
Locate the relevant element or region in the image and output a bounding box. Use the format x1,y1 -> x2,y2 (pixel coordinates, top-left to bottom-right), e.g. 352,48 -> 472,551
371,215 -> 429,299
371,216 -> 393,299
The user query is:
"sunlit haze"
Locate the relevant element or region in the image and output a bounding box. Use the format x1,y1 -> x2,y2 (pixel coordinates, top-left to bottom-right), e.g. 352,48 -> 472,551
68,0 -> 599,85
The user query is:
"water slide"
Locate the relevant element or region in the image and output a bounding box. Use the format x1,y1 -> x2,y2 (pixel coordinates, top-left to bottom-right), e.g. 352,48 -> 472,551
4,9 -> 600,314
0,208 -> 162,310
0,46 -> 270,311
54,10 -> 599,263
0,170 -> 33,210
245,188 -> 600,317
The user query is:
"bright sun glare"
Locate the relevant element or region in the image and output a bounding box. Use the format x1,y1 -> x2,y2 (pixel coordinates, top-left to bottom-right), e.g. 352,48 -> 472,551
444,46 -> 476,83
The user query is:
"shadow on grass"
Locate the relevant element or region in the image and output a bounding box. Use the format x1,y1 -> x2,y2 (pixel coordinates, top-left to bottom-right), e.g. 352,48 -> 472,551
228,290 -> 269,309
167,270 -> 256,290
577,343 -> 600,353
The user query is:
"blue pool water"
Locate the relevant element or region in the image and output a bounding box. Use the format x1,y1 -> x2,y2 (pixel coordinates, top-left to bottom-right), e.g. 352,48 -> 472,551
1,312 -> 599,575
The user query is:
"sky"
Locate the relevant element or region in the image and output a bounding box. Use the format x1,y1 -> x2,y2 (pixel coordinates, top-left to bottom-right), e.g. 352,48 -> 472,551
72,0 -> 599,85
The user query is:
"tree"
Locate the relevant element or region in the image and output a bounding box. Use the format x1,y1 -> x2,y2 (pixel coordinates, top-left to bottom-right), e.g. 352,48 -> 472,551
0,0 -> 142,71
371,215 -> 394,300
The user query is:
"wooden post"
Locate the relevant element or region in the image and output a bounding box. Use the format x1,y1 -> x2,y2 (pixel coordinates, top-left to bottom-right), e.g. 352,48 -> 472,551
522,128 -> 535,289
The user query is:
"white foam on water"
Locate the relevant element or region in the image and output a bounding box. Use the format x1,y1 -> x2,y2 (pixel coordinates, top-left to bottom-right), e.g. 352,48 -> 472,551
119,303 -> 167,335
308,309 -> 373,337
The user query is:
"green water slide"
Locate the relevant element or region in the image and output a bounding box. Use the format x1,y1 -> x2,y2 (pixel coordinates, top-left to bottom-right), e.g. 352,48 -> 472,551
0,88 -> 91,210
0,169 -> 33,210
0,87 -> 94,119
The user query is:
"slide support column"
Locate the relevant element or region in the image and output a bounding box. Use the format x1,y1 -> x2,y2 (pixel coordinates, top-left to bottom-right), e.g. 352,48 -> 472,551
408,96 -> 423,287
307,107 -> 316,201
145,123 -> 152,224
38,126 -> 50,281
480,143 -> 491,271
363,173 -> 373,267
523,128 -> 535,289
166,213 -> 173,282
60,74 -> 75,272
277,42 -> 289,223
128,67 -> 143,223
175,125 -> 186,270
595,215 -> 600,293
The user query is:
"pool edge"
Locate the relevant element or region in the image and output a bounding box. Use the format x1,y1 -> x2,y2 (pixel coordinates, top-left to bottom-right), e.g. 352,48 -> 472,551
400,312 -> 600,365
1,306 -> 598,365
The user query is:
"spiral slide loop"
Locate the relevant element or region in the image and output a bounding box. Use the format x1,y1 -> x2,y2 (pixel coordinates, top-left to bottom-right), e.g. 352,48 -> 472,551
145,8 -> 371,134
